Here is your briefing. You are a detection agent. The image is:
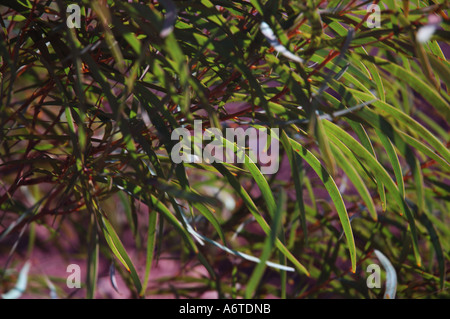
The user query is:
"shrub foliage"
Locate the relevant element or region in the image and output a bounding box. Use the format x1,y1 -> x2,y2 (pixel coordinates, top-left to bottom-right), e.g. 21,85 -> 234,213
0,0 -> 449,298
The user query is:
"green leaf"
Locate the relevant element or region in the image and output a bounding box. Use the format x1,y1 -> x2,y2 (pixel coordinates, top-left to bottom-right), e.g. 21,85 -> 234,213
350,90 -> 450,164
417,209 -> 446,291
140,210 -> 158,297
427,53 -> 450,90
323,120 -> 422,267
212,163 -> 310,276
376,129 -> 405,198
245,189 -> 286,298
315,117 -> 337,177
148,194 -> 199,254
370,56 -> 450,121
329,142 -> 377,221
288,137 -> 357,273
193,202 -> 227,245
100,215 -> 142,293
86,214 -> 99,299
92,1 -> 125,72
349,105 -> 450,171
249,0 -> 264,15
280,130 -> 308,242
345,118 -> 387,211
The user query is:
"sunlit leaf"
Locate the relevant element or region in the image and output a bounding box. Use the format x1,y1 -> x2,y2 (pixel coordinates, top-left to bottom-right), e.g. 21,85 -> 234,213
1,261 -> 31,299
374,249 -> 397,299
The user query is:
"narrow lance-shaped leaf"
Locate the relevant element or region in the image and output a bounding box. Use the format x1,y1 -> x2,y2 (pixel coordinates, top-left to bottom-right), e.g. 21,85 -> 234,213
113,178 -> 199,254
100,215 -> 142,293
427,53 -> 450,89
109,262 -> 120,294
345,118 -> 387,211
245,190 -> 286,298
218,128 -> 278,217
376,129 -> 405,198
178,205 -> 294,273
366,61 -> 386,102
280,130 -> 308,242
140,210 -> 158,297
260,22 -> 303,63
350,105 -> 450,171
148,194 -> 199,254
288,138 -> 357,273
416,208 -> 446,291
350,89 -> 450,164
363,56 -> 450,120
1,261 -> 31,299
212,162 -> 310,276
86,214 -> 99,299
315,116 -> 337,177
91,0 -> 125,72
374,249 -> 397,299
323,120 -> 422,267
44,276 -> 58,299
329,141 -> 378,221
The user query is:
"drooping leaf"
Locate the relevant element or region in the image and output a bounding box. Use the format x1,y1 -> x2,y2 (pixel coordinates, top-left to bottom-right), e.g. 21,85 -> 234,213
374,249 -> 397,299
1,261 -> 31,299
288,137 -> 357,273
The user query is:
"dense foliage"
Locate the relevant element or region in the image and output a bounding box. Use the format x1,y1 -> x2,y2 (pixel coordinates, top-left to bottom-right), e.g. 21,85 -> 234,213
0,0 -> 449,299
